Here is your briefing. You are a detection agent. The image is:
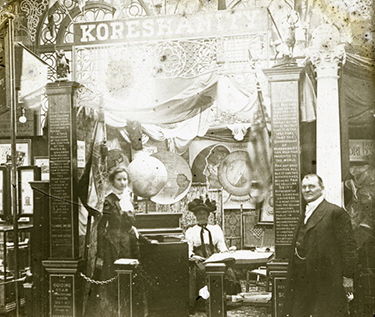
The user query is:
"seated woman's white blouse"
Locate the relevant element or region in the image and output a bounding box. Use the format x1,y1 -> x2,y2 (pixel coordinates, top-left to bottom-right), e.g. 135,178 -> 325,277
185,224 -> 228,258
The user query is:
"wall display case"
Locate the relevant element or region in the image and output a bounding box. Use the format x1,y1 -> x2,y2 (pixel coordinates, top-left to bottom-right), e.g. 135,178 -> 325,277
17,166 -> 41,216
0,224 -> 32,314
0,140 -> 31,166
0,166 -> 40,219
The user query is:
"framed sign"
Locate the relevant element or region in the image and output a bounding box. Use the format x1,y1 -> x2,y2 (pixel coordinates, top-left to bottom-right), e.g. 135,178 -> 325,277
0,139 -> 31,166
18,166 -> 41,215
34,156 -> 49,181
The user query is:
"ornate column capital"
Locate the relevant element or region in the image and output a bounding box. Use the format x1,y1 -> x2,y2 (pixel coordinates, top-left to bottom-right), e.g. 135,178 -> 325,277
306,24 -> 346,78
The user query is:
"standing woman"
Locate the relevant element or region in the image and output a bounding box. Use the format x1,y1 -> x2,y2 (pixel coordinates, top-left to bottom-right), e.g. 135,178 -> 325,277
96,166 -> 150,317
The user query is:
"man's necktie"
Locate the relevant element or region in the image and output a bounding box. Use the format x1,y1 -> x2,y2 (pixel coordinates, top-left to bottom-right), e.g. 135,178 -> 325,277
199,224 -> 213,258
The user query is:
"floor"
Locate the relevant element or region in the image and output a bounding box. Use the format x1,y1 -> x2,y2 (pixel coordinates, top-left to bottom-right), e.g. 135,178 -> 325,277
189,279 -> 272,317
190,305 -> 271,317
190,294 -> 272,317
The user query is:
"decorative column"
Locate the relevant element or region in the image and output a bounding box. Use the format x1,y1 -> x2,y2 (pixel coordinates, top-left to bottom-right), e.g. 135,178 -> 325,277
306,24 -> 346,206
115,259 -> 139,317
43,81 -> 85,317
263,66 -> 304,317
206,263 -> 226,317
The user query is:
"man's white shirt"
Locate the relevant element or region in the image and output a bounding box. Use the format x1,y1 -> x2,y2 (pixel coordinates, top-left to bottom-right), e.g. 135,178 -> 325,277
304,195 -> 324,224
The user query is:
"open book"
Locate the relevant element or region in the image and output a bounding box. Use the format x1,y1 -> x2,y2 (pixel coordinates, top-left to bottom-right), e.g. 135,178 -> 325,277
204,250 -> 273,265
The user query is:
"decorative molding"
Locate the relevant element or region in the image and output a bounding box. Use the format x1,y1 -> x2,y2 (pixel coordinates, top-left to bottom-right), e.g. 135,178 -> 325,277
306,24 -> 346,77
20,0 -> 48,42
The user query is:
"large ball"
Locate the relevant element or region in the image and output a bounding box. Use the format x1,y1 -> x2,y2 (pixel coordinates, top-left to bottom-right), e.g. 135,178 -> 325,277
127,156 -> 168,198
150,151 -> 192,205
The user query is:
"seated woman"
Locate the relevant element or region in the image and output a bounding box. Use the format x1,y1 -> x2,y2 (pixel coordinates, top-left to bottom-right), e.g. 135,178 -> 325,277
185,196 -> 239,313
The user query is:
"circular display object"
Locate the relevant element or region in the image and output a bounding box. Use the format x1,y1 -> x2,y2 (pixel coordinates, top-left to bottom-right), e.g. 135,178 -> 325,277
150,150 -> 192,205
127,156 -> 168,198
218,151 -> 252,196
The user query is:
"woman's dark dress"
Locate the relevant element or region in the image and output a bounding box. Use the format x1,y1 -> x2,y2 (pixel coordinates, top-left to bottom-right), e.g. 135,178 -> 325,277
88,192 -> 148,317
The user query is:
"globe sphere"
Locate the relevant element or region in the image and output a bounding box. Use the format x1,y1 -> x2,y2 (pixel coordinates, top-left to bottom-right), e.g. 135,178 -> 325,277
150,151 -> 192,205
128,156 -> 168,198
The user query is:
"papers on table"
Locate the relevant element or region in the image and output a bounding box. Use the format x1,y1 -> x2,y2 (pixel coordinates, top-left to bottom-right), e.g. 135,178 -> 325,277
204,250 -> 273,265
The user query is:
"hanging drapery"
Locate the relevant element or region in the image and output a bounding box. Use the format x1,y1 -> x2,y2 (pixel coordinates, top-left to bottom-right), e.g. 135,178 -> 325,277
114,73 -> 272,153
136,74 -> 271,152
80,66 -> 320,162
140,106 -> 215,154
343,53 -> 375,130
80,70 -> 218,125
300,71 -> 317,122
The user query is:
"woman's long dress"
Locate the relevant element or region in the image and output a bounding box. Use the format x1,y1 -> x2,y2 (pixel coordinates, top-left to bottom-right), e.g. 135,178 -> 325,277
86,192 -> 146,317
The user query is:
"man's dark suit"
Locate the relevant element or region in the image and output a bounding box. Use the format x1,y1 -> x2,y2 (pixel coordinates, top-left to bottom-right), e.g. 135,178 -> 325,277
283,199 -> 357,317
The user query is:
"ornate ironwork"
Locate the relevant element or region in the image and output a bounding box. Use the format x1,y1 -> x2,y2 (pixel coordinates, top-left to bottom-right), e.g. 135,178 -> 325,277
154,39 -> 221,78
40,52 -> 57,82
20,0 -> 48,42
73,32 -> 270,113
24,0 -> 271,129
40,92 -> 48,129
154,42 -> 187,78
74,38 -> 220,111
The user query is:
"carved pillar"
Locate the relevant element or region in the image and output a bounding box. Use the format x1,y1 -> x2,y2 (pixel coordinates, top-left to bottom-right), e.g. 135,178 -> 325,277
115,259 -> 139,317
43,81 -> 85,317
263,66 -> 304,317
306,24 -> 346,206
206,263 -> 226,317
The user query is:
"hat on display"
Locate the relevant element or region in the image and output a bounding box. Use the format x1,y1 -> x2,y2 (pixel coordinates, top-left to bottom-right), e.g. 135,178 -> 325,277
188,196 -> 216,215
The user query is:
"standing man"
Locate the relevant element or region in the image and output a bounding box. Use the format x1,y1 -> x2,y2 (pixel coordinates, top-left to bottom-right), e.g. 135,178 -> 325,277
283,174 -> 357,317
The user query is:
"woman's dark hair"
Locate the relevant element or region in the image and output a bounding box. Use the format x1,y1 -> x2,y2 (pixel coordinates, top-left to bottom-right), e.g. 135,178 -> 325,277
108,165 -> 129,184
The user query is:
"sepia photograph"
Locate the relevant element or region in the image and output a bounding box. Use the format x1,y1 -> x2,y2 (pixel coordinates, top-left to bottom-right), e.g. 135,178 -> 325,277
0,0 -> 374,316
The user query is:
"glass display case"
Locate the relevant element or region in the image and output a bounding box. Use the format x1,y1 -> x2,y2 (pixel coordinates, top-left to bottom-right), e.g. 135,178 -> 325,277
0,223 -> 32,314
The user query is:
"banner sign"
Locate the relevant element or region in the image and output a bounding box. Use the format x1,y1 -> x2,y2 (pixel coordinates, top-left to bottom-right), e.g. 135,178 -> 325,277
349,139 -> 375,162
73,8 -> 268,45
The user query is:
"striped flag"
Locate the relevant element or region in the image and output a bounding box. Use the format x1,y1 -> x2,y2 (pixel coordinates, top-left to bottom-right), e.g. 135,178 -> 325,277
79,120 -> 107,313
78,120 -> 107,224
247,90 -> 272,201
